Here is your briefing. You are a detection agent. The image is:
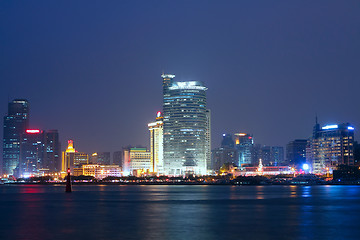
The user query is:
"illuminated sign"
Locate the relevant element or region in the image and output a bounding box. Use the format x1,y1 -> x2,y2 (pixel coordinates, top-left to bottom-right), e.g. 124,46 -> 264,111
348,126 -> 355,130
168,81 -> 207,91
322,125 -> 338,130
161,74 -> 175,79
235,133 -> 247,136
157,111 -> 162,118
26,129 -> 40,134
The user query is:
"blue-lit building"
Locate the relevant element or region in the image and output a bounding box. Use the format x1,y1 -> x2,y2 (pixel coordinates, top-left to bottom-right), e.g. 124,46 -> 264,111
2,99 -> 29,176
286,139 -> 307,168
162,74 -> 210,176
308,122 -> 355,174
234,133 -> 253,167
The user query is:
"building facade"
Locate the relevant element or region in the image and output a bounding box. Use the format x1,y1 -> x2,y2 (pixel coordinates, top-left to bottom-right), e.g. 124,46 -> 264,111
90,152 -> 111,165
61,140 -> 88,174
83,164 -> 122,179
234,133 -> 253,167
148,111 -> 164,174
112,151 -> 122,167
122,147 -> 151,175
309,123 -> 355,174
271,146 -> 284,166
19,129 -> 45,177
2,99 -> 29,176
286,139 -> 307,168
43,130 -> 61,173
162,74 -> 210,176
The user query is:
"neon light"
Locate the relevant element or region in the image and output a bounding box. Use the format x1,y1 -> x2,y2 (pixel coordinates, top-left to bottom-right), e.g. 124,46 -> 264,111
161,74 -> 175,79
157,111 -> 162,118
322,125 -> 338,130
168,81 -> 207,91
26,129 -> 40,134
348,126 -> 355,130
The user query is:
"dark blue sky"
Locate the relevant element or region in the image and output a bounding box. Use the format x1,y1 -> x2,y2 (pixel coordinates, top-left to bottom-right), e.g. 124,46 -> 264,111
1,0 -> 360,154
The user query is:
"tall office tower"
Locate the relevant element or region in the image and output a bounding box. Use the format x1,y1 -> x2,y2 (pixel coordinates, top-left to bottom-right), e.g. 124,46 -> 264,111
148,111 -> 164,174
234,133 -> 253,167
112,151 -> 122,167
43,130 -> 61,172
62,140 -> 88,174
205,109 -> 211,171
3,99 -> 29,176
19,129 -> 45,177
286,139 -> 307,168
309,123 -> 354,174
271,146 -> 284,166
162,74 -> 209,176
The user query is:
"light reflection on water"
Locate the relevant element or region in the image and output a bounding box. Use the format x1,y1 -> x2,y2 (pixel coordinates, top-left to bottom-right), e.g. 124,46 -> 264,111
1,185 -> 360,240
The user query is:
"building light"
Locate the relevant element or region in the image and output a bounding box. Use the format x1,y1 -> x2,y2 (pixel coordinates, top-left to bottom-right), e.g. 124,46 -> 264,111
26,129 -> 40,134
348,126 -> 355,130
322,125 -> 338,130
302,164 -> 309,170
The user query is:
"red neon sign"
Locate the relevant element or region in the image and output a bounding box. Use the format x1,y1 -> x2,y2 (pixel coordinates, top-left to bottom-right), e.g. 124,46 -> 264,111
26,129 -> 40,134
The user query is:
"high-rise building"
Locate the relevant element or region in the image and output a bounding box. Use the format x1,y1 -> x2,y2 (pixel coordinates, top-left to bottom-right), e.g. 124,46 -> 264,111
18,129 -> 60,177
61,140 -> 88,174
286,139 -> 307,168
3,99 -> 29,176
309,123 -> 355,174
148,111 -> 164,174
205,109 -> 211,172
43,130 -> 61,173
19,129 -> 45,177
162,74 -> 210,176
234,133 -> 253,167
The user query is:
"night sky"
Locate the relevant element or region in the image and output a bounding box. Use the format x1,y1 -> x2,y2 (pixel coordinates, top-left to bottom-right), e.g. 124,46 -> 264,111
1,1 -> 359,155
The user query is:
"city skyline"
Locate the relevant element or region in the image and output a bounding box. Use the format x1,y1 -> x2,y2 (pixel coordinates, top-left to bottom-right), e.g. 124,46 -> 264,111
1,1 -> 360,154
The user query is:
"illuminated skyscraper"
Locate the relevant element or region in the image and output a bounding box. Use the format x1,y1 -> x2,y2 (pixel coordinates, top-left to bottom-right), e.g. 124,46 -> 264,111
19,129 -> 44,177
205,109 -> 211,171
234,133 -> 253,167
2,99 -> 29,176
162,74 -> 210,176
309,123 -> 355,174
61,140 -> 88,174
148,111 -> 164,174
